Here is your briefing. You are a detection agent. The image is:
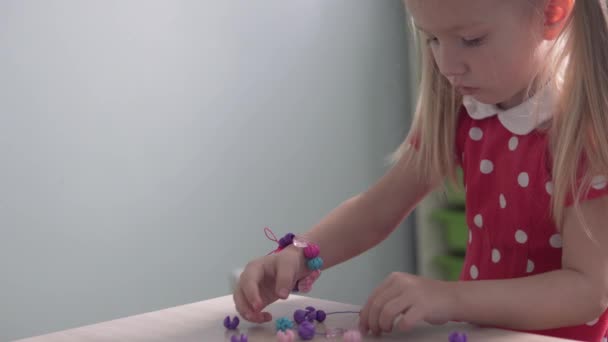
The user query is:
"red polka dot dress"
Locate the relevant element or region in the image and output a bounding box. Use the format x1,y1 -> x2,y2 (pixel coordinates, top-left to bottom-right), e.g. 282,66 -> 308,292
456,86 -> 608,342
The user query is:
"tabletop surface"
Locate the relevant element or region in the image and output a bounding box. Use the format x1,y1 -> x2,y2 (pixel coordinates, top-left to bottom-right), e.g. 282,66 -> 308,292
16,295 -> 576,341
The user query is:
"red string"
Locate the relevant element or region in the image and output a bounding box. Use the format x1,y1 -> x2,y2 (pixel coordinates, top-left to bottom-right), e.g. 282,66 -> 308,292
264,227 -> 278,242
264,227 -> 283,255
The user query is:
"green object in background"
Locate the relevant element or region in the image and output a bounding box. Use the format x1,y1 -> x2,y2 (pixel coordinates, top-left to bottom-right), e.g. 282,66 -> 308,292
445,167 -> 466,207
431,167 -> 467,281
431,209 -> 468,254
433,254 -> 464,281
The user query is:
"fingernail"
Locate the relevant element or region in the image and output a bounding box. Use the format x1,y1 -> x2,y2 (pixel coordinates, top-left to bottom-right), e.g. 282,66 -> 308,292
279,288 -> 289,298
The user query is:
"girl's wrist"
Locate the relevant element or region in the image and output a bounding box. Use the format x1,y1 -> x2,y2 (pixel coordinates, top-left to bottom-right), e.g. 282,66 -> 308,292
443,280 -> 463,323
282,244 -> 309,279
280,234 -> 324,293
264,228 -> 324,293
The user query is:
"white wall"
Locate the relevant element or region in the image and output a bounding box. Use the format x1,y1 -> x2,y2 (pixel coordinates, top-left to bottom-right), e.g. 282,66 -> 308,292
0,1 -> 415,340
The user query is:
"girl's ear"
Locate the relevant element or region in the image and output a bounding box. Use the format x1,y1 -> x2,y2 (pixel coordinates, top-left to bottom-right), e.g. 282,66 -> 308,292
543,0 -> 575,40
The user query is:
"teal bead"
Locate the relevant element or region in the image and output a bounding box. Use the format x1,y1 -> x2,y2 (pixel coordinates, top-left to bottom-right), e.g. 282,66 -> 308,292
275,317 -> 294,332
307,257 -> 323,271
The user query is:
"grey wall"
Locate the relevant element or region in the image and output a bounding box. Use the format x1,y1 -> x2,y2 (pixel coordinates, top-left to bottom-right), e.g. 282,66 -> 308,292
0,1 -> 414,340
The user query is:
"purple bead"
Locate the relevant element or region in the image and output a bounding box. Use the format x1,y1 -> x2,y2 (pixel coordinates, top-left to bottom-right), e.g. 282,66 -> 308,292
224,315 -> 239,330
305,310 -> 316,322
449,331 -> 467,342
294,309 -> 307,324
298,321 -> 316,340
305,306 -> 315,312
230,334 -> 248,342
316,310 -> 326,322
278,233 -> 295,248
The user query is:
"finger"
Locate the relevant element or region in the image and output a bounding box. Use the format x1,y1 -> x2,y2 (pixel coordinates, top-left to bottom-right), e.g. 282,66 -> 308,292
234,287 -> 266,323
274,255 -> 297,299
379,295 -> 412,333
261,311 -> 273,322
359,276 -> 394,332
397,306 -> 424,332
240,262 -> 264,311
365,283 -> 403,335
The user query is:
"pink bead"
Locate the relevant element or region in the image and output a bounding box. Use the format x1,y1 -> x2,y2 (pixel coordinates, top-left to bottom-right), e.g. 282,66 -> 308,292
324,327 -> 345,339
276,329 -> 295,342
309,270 -> 321,281
303,244 -> 320,258
292,236 -> 309,248
343,329 -> 362,342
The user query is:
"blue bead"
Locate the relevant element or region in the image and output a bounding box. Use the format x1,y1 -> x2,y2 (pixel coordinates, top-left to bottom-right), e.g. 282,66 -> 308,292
307,257 -> 323,270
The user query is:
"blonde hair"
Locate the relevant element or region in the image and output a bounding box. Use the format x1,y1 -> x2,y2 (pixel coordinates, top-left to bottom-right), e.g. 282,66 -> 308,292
394,0 -> 608,231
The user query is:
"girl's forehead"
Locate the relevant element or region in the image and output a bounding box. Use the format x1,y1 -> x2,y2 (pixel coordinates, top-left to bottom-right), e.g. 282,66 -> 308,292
405,0 -> 525,32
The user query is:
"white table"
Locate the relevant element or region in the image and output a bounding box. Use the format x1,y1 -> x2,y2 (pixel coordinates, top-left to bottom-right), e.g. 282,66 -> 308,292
16,295 -> 576,341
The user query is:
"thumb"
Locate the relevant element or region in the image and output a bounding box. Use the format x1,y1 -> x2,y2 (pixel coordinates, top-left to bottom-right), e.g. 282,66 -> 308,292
274,255 -> 297,299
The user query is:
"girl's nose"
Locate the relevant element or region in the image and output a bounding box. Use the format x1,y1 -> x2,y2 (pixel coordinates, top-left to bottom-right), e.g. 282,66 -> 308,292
435,45 -> 467,82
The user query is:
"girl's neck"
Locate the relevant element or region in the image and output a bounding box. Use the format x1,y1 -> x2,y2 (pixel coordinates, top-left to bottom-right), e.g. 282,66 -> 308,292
497,78 -> 545,110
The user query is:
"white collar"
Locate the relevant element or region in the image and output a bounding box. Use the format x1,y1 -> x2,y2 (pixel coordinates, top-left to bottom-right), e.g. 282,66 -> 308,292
462,85 -> 558,135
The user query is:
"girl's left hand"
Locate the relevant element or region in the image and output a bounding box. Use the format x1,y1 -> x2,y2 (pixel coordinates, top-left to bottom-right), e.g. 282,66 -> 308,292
358,272 -> 457,335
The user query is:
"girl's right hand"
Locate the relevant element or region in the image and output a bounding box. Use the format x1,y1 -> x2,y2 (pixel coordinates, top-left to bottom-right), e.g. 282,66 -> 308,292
233,246 -> 307,323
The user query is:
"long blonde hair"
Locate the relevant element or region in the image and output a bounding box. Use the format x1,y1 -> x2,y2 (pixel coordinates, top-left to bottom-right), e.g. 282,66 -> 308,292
394,0 -> 608,230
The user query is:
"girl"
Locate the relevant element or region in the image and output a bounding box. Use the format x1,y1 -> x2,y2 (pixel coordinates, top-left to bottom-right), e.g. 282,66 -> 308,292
233,0 -> 608,340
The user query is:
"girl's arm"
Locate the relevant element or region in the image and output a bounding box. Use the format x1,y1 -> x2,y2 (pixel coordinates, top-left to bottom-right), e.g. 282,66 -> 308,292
299,146 -> 438,272
450,195 -> 608,330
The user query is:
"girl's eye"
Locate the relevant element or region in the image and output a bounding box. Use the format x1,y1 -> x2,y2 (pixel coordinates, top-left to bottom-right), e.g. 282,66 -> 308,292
462,36 -> 485,47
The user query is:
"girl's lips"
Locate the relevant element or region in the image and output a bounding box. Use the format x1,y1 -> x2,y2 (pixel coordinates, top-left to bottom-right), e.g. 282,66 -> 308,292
457,86 -> 479,95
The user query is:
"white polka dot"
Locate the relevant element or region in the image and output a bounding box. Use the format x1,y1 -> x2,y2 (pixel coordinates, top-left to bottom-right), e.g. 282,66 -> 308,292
592,176 -> 608,190
526,259 -> 535,273
545,181 -> 553,195
515,230 -> 528,244
586,318 -> 599,326
468,230 -> 472,244
499,194 -> 507,209
470,265 -> 479,279
469,127 -> 483,141
480,160 -> 494,174
508,136 -> 519,151
474,214 -> 483,228
601,337 -> 607,342
549,234 -> 562,248
491,249 -> 501,263
518,172 -> 530,188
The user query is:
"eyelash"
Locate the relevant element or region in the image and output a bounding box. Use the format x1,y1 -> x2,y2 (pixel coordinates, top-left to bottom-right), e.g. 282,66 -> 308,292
462,36 -> 485,47
425,36 -> 486,48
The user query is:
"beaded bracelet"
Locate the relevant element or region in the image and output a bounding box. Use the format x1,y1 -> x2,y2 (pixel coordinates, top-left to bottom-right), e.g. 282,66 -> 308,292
265,228 -> 324,293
